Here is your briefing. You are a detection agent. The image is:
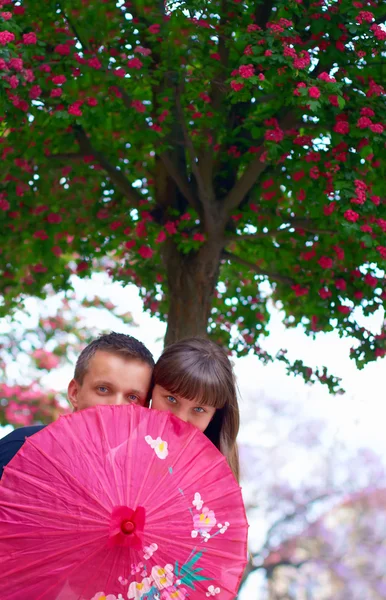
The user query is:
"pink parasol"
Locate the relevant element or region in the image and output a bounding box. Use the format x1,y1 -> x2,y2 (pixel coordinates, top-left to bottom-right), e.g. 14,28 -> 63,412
0,404 -> 248,600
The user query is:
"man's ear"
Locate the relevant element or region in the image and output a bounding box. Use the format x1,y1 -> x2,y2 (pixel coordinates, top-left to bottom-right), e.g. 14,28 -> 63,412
67,379 -> 79,411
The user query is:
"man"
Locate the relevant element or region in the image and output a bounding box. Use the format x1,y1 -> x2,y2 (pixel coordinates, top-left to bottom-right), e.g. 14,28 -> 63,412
0,332 -> 154,478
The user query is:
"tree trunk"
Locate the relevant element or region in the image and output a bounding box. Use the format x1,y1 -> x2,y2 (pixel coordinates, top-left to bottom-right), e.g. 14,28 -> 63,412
163,238 -> 223,345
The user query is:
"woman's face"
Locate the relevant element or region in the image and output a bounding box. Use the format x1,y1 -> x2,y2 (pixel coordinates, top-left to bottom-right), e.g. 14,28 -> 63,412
151,384 -> 216,432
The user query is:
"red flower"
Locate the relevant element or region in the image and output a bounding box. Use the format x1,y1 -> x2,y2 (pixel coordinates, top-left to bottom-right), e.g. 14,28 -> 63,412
127,57 -> 143,69
308,86 -> 321,99
88,57 -> 102,69
357,116 -> 372,129
231,81 -> 244,92
52,75 -> 66,85
148,24 -> 160,34
22,32 -> 37,45
318,256 -> 333,269
356,11 -> 374,24
165,221 -> 177,235
344,209 -> 359,223
291,284 -> 309,297
138,245 -> 153,259
33,230 -> 49,240
55,44 -> 71,55
337,305 -> 351,315
335,278 -> 346,291
334,121 -> 349,134
239,64 -> 254,78
29,85 -> 41,99
364,273 -> 378,287
47,213 -> 62,224
369,123 -> 384,134
131,100 -> 146,113
377,246 -> 386,260
193,233 -> 205,242
68,103 -> 82,117
0,31 -> 15,45
0,196 -> 10,211
125,241 -> 136,250
156,230 -> 166,243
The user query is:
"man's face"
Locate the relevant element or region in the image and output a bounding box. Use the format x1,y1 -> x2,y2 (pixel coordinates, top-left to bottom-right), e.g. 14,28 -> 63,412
68,350 -> 153,411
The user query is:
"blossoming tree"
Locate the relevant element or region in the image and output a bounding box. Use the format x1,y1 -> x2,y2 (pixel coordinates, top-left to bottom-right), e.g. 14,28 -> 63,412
0,290 -> 134,426
0,0 -> 385,392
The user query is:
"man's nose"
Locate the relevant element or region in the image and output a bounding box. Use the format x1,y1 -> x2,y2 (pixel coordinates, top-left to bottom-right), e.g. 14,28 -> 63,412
113,394 -> 126,406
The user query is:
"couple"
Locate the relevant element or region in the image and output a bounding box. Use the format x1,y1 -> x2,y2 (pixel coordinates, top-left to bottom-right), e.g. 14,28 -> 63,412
0,332 -> 240,480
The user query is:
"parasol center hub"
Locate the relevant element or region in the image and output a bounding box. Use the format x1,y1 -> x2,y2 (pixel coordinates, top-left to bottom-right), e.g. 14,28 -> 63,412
121,519 -> 136,535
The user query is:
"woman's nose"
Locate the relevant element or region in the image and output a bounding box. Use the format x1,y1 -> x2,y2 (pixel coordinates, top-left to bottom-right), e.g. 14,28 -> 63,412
175,408 -> 189,423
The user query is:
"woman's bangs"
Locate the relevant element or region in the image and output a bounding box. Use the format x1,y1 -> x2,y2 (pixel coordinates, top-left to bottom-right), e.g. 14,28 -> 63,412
157,368 -> 227,409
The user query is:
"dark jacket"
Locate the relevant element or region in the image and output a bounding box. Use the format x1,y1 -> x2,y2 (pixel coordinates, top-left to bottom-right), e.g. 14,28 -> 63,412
0,425 -> 45,479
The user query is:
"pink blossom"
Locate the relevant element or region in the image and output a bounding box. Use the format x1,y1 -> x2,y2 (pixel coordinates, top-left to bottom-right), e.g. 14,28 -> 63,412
127,57 -> 143,69
29,85 -> 41,99
376,245 -> 386,259
148,24 -> 160,34
131,100 -> 146,113
22,32 -> 37,45
0,31 -> 15,45
369,123 -> 384,134
138,245 -> 153,259
318,256 -> 333,269
239,64 -> 254,78
308,86 -> 321,99
193,233 -> 205,242
134,46 -> 152,56
344,209 -> 360,223
54,43 -> 70,55
9,58 -> 23,71
32,350 -> 60,371
1,12 -> 12,20
156,230 -> 166,243
52,75 -> 66,85
68,103 -> 83,117
88,57 -> 102,69
334,121 -> 349,134
231,81 -> 244,92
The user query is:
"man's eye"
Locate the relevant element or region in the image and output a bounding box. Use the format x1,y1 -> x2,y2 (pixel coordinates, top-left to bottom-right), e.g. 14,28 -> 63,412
97,386 -> 108,393
128,394 -> 139,402
167,396 -> 177,404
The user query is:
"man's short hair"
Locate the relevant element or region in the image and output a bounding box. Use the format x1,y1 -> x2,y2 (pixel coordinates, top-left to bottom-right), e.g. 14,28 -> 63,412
74,332 -> 154,384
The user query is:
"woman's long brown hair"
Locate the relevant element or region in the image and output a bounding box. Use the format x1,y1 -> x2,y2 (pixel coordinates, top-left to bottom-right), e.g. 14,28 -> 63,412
152,338 -> 240,481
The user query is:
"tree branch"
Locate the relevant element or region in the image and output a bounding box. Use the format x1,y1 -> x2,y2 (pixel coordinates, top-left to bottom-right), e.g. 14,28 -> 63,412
57,2 -> 90,51
223,250 -> 295,286
223,110 -> 300,214
223,150 -> 268,214
73,126 -> 142,207
287,218 -> 336,235
175,93 -> 214,206
159,152 -> 199,211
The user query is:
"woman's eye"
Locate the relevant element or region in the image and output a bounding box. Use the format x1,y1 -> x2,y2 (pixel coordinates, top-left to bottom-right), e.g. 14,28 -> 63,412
194,407 -> 205,414
167,396 -> 177,404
